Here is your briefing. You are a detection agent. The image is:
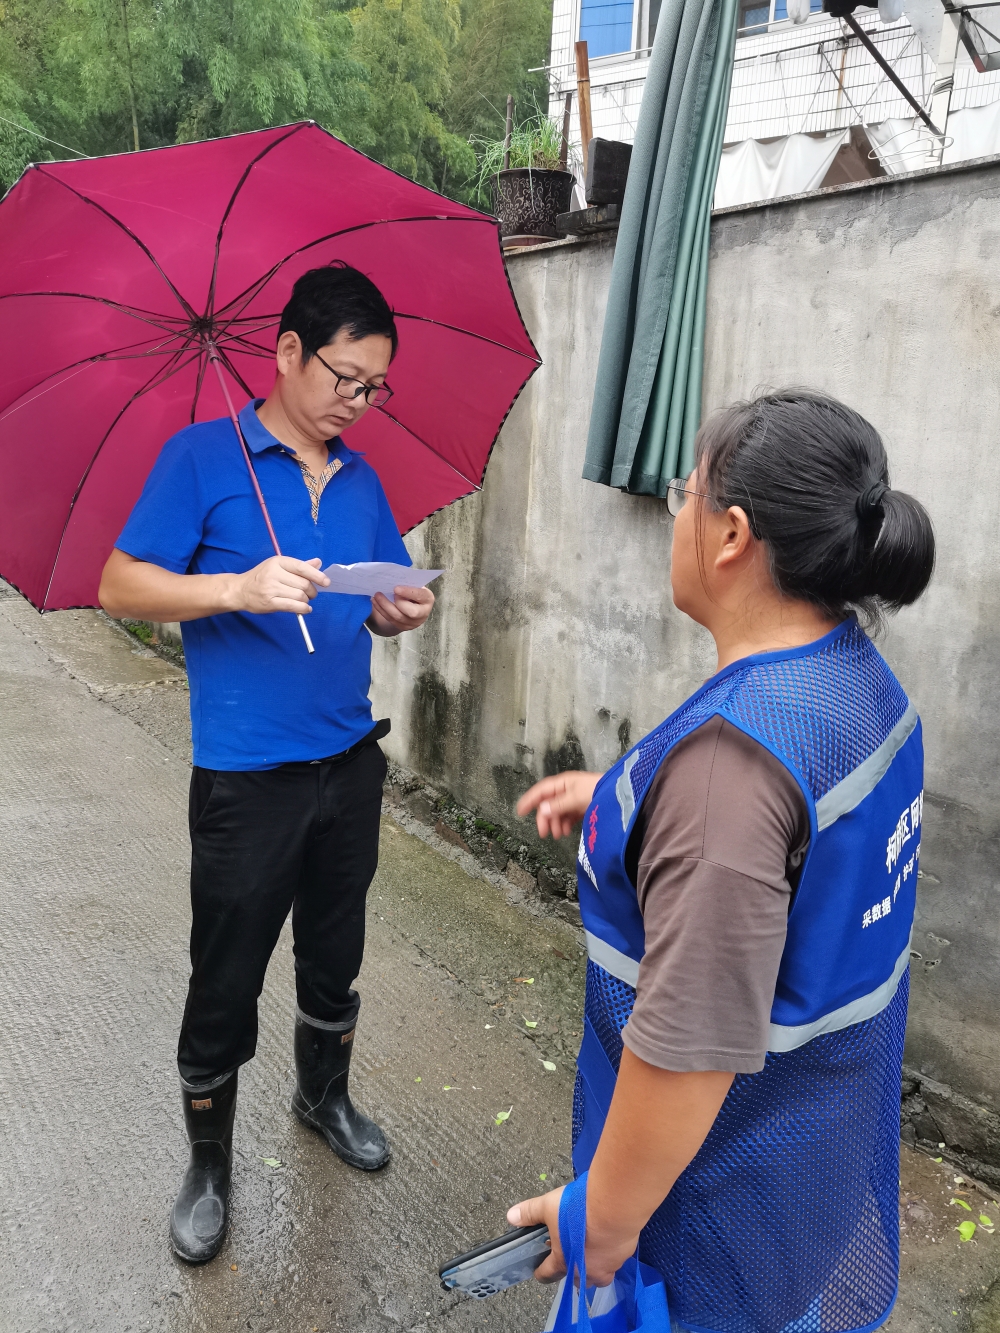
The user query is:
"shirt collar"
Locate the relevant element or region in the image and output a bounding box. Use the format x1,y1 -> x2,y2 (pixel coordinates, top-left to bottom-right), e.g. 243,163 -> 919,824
238,399 -> 355,467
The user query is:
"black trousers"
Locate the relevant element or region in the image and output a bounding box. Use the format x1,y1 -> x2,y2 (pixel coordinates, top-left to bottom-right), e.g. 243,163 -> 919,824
177,739 -> 388,1086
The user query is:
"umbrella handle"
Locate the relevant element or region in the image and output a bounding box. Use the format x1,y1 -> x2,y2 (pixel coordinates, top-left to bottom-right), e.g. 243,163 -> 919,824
208,351 -> 315,655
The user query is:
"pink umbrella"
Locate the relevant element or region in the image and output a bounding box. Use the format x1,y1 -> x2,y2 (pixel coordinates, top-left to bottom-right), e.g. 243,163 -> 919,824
0,121 -> 539,612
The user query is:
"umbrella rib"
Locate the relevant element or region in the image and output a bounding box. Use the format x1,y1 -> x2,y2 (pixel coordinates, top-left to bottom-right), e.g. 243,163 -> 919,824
211,215 -> 504,327
133,347 -> 207,400
213,345 -> 256,401
0,290 -> 188,336
391,311 -> 540,363
217,330 -> 277,357
204,123 -> 309,321
220,305 -> 538,364
0,337 -> 187,426
372,407 -> 480,489
33,168 -> 199,321
42,348 -> 191,608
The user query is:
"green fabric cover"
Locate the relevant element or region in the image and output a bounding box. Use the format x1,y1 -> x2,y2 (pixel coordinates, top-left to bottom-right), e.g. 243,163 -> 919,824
582,0 -> 739,496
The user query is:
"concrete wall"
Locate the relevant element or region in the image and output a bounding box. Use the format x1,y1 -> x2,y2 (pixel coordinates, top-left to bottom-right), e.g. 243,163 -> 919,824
371,157 -> 1000,1127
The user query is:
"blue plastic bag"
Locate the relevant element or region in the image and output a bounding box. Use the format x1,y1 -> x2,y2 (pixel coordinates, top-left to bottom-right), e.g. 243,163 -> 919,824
549,1172 -> 671,1332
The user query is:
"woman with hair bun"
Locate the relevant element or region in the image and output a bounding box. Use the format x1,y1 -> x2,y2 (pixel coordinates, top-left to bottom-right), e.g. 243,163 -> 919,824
512,390 -> 935,1333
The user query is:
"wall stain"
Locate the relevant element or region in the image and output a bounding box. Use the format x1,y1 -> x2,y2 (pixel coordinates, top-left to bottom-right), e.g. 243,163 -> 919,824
492,762 -> 537,813
411,670 -> 451,780
544,730 -> 586,777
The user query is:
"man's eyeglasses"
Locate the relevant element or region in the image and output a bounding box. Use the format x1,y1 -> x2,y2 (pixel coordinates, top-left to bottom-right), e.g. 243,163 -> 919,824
314,351 -> 393,408
665,478 -> 712,517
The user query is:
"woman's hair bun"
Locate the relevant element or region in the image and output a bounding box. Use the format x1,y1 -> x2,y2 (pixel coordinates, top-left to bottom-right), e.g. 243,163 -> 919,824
694,389 -> 935,626
861,487 -> 936,610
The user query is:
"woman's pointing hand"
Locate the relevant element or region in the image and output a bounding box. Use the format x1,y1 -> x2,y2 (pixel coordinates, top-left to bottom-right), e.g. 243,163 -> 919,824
516,771 -> 602,840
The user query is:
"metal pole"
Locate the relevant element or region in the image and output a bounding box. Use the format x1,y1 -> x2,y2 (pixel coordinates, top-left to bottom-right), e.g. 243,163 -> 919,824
208,349 -> 315,655
843,14 -> 941,135
503,95 -> 514,171
929,8 -> 962,160
559,91 -> 573,170
575,41 -> 593,150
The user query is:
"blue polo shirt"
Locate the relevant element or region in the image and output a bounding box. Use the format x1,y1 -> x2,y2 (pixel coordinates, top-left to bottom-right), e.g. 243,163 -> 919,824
117,400 -> 410,770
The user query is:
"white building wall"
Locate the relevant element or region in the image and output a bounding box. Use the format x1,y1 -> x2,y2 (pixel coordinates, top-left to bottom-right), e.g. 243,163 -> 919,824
547,4 -> 1000,179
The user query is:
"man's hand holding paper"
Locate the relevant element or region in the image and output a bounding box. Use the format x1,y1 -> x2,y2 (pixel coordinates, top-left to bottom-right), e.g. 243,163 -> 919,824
318,561 -> 441,637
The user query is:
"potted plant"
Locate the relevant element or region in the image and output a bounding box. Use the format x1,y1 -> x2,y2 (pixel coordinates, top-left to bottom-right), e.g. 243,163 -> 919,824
472,112 -> 576,243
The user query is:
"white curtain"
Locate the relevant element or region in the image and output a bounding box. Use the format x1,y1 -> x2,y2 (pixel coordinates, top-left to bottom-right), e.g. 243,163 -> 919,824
713,101 -> 1000,210
713,130 -> 849,209
944,102 -> 1000,163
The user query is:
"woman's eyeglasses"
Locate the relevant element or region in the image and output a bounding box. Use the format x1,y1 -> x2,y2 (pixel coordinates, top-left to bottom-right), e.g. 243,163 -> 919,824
314,351 -> 393,408
665,478 -> 712,518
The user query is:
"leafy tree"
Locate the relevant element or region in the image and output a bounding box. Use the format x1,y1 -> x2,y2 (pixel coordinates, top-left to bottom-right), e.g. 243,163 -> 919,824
163,0 -> 368,146
0,0 -> 551,199
444,0 -> 551,146
349,0 -> 475,190
54,0 -> 182,150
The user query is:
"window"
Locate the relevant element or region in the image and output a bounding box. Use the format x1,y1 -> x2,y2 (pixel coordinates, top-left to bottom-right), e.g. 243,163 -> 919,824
771,0 -> 823,18
580,0 -> 636,57
647,0 -> 662,50
739,0 -> 770,34
739,0 -> 821,33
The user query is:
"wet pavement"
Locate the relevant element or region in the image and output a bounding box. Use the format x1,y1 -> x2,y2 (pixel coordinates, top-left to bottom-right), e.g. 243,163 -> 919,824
1,589 -> 999,1333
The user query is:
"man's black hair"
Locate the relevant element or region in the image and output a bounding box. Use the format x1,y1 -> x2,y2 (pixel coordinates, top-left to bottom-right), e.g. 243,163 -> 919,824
278,262 -> 398,362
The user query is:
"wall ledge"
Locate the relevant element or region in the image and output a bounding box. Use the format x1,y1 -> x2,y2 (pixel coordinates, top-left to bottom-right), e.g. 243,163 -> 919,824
502,231 -> 616,259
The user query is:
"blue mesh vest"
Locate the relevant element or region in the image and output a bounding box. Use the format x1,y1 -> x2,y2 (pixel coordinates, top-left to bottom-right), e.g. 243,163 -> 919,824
573,619 -> 923,1333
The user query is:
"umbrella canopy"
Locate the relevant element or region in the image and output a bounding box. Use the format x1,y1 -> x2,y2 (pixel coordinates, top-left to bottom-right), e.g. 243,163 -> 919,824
583,0 -> 737,495
0,121 -> 539,610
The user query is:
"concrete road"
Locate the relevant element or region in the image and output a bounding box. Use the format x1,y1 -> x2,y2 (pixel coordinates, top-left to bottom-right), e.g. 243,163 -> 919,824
0,592 -> 579,1333
2,589 -> 999,1333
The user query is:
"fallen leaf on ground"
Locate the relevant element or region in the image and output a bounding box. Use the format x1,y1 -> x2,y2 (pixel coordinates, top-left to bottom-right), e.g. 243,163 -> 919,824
524,1018 -> 538,1028
443,1085 -> 457,1091
540,1060 -> 557,1071
259,1157 -> 282,1168
933,1156 -> 943,1162
414,1076 -> 422,1082
495,1107 -> 512,1125
230,1263 -> 238,1271
957,1221 -> 977,1241
951,1198 -> 973,1211
540,1173 -> 548,1181
514,977 -> 534,984
485,1024 -> 494,1029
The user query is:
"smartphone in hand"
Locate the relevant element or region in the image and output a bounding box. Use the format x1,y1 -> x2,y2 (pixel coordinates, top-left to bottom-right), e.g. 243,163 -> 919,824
439,1224 -> 550,1298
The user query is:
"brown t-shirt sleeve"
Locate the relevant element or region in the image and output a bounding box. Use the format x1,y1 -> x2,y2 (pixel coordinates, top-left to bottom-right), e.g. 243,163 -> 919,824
621,716 -> 811,1075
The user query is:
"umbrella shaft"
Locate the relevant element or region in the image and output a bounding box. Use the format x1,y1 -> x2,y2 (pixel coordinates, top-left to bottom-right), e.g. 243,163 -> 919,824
208,351 -> 315,655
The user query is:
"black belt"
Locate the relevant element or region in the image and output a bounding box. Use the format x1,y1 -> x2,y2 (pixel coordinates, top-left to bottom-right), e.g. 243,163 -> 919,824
281,718 -> 391,771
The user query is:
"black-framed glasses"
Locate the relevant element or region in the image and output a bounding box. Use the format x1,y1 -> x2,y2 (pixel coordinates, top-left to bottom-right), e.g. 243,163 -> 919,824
665,478 -> 712,517
314,351 -> 393,408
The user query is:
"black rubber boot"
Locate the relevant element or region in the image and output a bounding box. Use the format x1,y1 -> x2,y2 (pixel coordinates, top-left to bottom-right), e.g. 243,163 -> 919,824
291,1011 -> 390,1170
169,1070 -> 237,1263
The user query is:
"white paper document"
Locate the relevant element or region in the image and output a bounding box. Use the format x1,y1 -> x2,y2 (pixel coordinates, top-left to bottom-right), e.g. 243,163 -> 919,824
318,562 -> 443,600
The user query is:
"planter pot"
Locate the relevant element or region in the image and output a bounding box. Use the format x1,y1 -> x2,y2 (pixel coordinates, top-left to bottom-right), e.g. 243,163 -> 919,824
492,168 -> 575,240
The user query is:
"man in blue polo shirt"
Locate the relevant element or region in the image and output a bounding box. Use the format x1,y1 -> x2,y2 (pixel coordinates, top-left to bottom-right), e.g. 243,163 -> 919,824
100,264 -> 434,1264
